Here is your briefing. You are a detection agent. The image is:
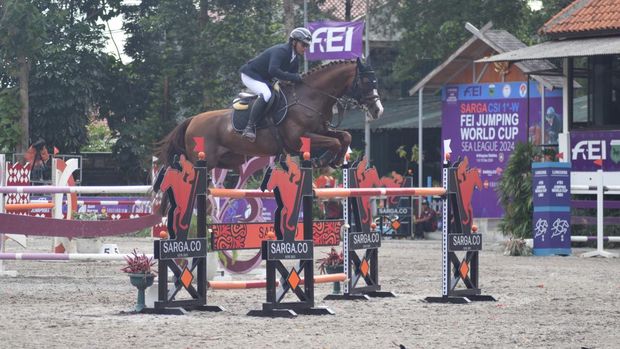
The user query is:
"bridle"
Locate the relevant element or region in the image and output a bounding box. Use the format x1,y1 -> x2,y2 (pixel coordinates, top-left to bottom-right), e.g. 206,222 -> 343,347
286,63 -> 380,127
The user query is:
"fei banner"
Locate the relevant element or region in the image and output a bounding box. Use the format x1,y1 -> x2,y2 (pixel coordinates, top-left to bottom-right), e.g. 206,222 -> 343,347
442,82 -> 562,218
307,21 -> 364,61
570,130 -> 620,172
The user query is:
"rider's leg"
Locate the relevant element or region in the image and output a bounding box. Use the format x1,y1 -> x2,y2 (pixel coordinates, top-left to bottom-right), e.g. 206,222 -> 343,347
240,74 -> 271,142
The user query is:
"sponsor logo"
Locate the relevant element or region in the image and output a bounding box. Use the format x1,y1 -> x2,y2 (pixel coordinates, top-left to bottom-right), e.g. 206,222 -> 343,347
571,140 -> 620,161
519,83 -> 527,97
502,84 -> 511,98
311,26 -> 355,54
463,85 -> 482,97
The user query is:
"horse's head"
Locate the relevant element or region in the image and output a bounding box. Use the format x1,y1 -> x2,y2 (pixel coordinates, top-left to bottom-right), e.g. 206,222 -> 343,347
350,58 -> 384,120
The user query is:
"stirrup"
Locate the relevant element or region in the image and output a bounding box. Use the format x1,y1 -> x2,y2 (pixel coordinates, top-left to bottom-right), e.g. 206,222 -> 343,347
242,125 -> 256,142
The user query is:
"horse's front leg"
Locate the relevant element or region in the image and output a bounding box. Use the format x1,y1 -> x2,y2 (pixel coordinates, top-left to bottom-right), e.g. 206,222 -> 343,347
323,129 -> 351,167
304,132 -> 342,168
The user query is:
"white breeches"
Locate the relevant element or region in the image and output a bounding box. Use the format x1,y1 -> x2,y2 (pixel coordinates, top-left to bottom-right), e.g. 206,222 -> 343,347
241,73 -> 271,102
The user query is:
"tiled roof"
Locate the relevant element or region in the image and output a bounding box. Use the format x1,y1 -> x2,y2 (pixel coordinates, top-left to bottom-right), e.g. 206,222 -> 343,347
541,0 -> 620,38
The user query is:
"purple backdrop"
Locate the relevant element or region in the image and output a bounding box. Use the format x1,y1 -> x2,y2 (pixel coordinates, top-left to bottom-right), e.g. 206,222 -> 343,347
442,82 -> 563,218
307,21 -> 364,61
571,130 -> 620,171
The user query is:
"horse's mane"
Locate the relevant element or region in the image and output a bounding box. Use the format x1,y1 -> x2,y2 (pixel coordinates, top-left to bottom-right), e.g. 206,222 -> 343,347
279,60 -> 355,87
301,60 -> 355,79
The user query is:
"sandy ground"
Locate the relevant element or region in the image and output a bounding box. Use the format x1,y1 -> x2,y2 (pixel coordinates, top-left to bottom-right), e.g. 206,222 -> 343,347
1,236 -> 619,349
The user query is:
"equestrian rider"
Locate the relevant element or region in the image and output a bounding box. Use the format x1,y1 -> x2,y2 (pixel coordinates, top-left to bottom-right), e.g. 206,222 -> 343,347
239,27 -> 311,142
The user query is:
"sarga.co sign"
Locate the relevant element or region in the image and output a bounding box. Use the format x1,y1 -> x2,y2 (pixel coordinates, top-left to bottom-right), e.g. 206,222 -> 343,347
570,130 -> 620,171
307,21 -> 364,60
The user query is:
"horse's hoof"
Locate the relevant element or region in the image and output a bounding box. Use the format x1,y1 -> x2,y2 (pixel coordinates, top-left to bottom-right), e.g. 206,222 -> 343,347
329,159 -> 344,168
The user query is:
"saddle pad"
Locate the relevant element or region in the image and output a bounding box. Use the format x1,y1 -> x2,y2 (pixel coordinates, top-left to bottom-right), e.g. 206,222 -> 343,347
232,91 -> 288,132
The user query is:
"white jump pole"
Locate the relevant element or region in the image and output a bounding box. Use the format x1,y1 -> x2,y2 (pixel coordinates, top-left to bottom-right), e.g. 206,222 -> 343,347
581,169 -> 618,258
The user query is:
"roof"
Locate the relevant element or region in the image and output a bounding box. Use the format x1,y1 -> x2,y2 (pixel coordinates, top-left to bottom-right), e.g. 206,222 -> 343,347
476,36 -> 620,62
339,96 -> 442,131
541,0 -> 620,38
409,22 -> 564,95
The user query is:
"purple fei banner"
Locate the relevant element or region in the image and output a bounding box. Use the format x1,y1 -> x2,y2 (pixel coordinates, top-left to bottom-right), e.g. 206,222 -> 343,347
442,82 -> 563,218
570,130 -> 620,172
307,21 -> 364,61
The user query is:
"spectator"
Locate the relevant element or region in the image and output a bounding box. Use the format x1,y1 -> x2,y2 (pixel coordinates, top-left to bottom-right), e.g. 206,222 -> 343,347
414,201 -> 437,240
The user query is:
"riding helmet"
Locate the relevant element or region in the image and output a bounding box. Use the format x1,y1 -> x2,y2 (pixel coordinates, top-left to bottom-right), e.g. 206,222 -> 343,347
289,27 -> 312,45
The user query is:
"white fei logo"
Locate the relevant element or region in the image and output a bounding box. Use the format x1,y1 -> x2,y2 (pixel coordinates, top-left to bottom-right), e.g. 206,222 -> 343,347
310,26 -> 355,53
572,139 -> 620,161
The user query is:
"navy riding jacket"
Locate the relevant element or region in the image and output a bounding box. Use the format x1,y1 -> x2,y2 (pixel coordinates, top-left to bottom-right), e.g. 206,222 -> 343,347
240,43 -> 301,83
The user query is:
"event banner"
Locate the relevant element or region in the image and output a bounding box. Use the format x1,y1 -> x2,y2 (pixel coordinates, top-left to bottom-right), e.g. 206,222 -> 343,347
532,162 -> 571,256
442,82 -> 562,218
570,130 -> 620,172
307,21 -> 364,60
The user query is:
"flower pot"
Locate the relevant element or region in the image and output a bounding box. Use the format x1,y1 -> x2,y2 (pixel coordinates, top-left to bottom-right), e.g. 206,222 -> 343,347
128,273 -> 155,312
325,264 -> 344,294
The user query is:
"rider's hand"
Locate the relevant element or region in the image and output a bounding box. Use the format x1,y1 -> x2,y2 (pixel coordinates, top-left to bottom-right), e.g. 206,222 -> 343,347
293,74 -> 303,83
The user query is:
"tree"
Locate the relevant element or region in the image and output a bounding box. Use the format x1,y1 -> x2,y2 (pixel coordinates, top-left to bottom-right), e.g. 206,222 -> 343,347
106,0 -> 282,181
394,0 -> 533,85
496,142 -> 537,239
0,0 -> 46,153
0,0 -> 124,154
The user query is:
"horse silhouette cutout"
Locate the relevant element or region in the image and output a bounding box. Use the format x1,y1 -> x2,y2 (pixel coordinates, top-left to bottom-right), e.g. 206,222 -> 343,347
159,154 -> 199,240
456,157 -> 482,227
266,155 -> 304,241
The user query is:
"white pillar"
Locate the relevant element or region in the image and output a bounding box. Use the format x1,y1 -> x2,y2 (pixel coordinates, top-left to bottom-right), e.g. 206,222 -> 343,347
418,87 -> 424,212
582,170 -> 618,258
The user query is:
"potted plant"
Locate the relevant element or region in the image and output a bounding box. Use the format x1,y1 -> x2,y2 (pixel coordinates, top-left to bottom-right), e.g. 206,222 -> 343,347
317,247 -> 345,294
121,249 -> 157,312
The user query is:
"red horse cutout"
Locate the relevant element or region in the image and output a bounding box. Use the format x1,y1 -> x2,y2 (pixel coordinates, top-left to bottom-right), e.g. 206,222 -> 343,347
353,157 -> 405,226
354,157 -> 382,226
266,155 -> 303,240
380,171 -> 404,207
159,154 -> 198,240
456,157 -> 482,226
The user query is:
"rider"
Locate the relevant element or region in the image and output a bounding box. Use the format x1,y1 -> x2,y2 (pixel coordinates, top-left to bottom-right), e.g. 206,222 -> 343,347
239,27 -> 312,142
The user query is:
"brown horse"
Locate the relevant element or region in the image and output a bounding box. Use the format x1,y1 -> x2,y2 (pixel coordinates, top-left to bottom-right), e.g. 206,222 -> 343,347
156,59 -> 383,170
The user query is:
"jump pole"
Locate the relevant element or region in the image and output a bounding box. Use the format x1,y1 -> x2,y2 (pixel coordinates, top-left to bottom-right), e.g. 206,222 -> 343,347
208,273 -> 346,290
0,252 -> 152,261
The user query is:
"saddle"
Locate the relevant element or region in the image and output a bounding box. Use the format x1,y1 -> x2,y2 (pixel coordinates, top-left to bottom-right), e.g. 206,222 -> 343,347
231,82 -> 288,132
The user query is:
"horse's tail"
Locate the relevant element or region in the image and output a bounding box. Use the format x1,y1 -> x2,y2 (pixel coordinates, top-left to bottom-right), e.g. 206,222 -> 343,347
155,117 -> 193,167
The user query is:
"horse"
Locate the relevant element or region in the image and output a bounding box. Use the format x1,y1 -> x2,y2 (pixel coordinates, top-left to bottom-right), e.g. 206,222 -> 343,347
155,58 -> 384,170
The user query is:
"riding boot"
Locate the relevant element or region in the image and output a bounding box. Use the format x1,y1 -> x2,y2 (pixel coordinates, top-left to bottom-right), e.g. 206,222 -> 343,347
242,96 -> 268,142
